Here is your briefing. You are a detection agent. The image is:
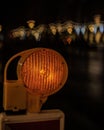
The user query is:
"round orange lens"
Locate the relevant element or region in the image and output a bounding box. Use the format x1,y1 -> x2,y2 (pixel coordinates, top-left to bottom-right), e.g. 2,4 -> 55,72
21,48 -> 68,96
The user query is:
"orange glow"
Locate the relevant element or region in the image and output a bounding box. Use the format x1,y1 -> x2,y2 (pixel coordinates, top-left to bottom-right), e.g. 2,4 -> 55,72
21,48 -> 68,96
27,20 -> 35,29
89,24 -> 95,32
66,37 -> 72,44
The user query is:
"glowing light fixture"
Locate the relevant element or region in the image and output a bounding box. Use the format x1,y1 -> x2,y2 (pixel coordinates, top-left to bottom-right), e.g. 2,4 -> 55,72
49,23 -> 57,35
88,24 -> 95,33
18,48 -> 68,112
27,20 -> 35,29
3,48 -> 68,113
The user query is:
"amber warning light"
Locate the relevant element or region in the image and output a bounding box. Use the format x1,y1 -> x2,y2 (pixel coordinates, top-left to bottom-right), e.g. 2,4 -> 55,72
3,48 -> 68,113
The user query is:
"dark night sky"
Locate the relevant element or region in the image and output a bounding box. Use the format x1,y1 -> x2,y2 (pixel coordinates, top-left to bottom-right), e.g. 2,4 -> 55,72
0,0 -> 104,28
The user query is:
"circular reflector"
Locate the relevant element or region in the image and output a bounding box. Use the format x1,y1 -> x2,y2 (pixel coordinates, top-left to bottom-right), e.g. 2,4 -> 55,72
21,48 -> 68,96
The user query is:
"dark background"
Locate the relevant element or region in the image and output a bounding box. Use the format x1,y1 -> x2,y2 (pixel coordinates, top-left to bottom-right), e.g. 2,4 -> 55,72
0,1 -> 104,130
0,0 -> 104,28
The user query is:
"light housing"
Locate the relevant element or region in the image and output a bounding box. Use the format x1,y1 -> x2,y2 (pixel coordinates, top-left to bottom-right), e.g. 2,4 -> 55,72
3,48 -> 68,113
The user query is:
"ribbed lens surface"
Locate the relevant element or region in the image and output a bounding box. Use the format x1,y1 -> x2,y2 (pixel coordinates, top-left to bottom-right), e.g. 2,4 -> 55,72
21,48 -> 68,96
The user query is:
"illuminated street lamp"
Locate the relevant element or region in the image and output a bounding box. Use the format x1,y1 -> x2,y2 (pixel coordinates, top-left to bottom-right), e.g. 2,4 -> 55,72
27,20 -> 36,29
